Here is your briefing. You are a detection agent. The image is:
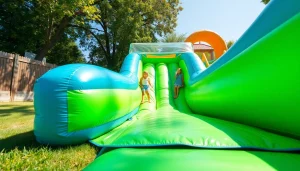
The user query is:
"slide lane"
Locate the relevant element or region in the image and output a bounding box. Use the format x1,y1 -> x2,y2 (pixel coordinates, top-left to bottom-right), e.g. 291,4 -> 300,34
155,62 -> 192,113
168,62 -> 192,113
156,63 -> 173,109
138,63 -> 156,116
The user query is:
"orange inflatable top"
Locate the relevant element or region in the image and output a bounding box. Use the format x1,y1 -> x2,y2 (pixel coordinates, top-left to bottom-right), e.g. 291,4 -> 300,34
185,30 -> 227,59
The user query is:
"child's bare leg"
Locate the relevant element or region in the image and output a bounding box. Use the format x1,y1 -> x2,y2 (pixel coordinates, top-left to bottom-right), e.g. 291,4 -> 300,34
174,87 -> 177,98
176,87 -> 179,97
146,91 -> 150,102
141,91 -> 145,103
174,86 -> 179,98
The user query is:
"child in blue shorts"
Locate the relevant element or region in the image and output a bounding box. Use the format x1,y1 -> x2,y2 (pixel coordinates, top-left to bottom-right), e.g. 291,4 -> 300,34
174,68 -> 184,99
140,71 -> 153,103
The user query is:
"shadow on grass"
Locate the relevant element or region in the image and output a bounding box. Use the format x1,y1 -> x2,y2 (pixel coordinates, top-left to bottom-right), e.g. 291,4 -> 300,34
0,105 -> 34,117
0,130 -> 101,154
0,131 -> 41,152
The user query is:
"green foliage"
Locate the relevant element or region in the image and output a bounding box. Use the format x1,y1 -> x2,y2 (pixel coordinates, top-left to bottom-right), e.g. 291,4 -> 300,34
0,102 -> 97,170
0,0 -> 182,68
46,36 -> 86,65
227,40 -> 235,49
261,0 -> 270,5
161,33 -> 187,42
32,0 -> 99,60
0,0 -> 99,62
0,0 -> 41,54
79,0 -> 183,70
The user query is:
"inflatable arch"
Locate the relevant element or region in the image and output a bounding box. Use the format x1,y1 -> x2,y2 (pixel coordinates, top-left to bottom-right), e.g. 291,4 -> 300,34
185,30 -> 227,59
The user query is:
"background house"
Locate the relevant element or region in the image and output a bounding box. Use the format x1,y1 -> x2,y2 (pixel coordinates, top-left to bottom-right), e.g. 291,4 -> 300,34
193,43 -> 215,61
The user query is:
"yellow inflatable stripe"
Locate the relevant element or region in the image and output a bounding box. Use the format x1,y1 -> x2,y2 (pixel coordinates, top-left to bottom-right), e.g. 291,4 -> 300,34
146,54 -> 176,58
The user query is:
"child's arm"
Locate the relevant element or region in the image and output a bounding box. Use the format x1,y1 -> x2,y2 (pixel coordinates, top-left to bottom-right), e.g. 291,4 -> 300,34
181,74 -> 184,87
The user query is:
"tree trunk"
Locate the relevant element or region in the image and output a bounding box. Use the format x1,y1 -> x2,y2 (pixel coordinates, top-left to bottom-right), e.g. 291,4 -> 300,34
106,55 -> 114,70
35,16 -> 72,61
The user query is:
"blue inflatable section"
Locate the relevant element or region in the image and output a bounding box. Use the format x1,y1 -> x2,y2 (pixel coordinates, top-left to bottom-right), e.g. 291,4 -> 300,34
69,53 -> 141,90
180,52 -> 206,84
34,53 -> 141,145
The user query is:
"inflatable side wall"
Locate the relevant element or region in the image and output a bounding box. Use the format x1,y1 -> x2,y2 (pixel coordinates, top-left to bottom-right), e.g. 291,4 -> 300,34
34,54 -> 142,145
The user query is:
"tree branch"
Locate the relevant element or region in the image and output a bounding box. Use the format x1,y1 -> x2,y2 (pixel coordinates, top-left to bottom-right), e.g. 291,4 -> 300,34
68,24 -> 108,57
112,32 -> 116,57
68,24 -> 104,33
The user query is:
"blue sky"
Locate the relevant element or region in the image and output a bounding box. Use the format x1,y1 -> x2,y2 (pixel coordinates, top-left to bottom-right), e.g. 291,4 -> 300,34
176,0 -> 266,41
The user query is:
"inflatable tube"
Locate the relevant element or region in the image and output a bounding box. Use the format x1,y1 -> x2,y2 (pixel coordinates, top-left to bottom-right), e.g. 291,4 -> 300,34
34,53 -> 142,145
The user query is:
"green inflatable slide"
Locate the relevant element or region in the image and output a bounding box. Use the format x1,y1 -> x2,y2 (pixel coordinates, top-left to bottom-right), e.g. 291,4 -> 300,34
34,0 -> 300,170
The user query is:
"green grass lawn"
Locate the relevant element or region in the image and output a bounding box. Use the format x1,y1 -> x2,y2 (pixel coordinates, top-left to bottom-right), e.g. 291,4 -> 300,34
0,102 -> 98,170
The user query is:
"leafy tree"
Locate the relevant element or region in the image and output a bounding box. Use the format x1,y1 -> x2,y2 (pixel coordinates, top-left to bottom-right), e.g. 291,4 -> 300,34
227,40 -> 235,49
0,0 -> 41,54
76,0 -> 183,70
33,0 -> 99,60
46,35 -> 86,65
261,0 -> 270,5
161,33 -> 187,42
0,0 -> 99,61
0,0 -> 182,69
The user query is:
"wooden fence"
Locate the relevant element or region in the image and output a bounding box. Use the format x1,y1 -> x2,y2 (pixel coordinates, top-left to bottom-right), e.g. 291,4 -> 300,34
0,51 -> 55,102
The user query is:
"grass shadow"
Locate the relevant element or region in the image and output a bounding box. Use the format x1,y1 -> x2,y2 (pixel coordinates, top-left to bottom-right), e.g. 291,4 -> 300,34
0,130 -> 101,155
0,130 -> 38,152
0,105 -> 34,117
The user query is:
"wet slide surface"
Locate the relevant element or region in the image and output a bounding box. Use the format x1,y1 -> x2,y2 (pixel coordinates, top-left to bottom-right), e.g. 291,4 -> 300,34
90,63 -> 300,151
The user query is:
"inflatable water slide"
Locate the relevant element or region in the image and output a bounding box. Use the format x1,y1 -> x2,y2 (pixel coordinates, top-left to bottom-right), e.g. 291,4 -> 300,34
34,0 -> 300,170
